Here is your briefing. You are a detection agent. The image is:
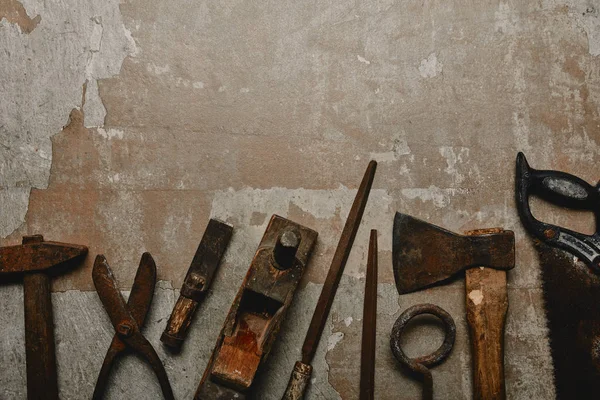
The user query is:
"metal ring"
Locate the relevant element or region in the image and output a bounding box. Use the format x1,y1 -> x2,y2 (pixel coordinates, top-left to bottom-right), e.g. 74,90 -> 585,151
389,303 -> 456,372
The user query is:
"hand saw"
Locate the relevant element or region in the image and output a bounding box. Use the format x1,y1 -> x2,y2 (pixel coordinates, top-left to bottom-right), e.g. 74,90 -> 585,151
516,152 -> 600,398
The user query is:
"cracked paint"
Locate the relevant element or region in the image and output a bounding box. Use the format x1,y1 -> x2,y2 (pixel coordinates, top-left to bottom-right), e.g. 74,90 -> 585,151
209,187 -> 393,281
419,53 -> 442,78
0,0 -> 40,33
568,3 -> 600,56
357,55 -> 371,65
2,0 -> 600,398
327,331 -> 345,351
401,186 -> 470,209
0,0 -> 136,238
370,132 -> 412,163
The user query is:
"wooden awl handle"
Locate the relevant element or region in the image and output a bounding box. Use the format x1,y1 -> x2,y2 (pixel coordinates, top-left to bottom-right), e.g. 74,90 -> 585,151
281,361 -> 312,400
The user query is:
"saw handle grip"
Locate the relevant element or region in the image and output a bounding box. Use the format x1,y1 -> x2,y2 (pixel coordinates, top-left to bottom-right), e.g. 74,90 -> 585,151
281,361 -> 312,400
516,153 -> 600,271
529,168 -> 599,211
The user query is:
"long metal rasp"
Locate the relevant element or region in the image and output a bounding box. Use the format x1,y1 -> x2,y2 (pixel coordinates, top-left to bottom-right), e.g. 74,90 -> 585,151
359,230 -> 378,400
281,160 -> 377,400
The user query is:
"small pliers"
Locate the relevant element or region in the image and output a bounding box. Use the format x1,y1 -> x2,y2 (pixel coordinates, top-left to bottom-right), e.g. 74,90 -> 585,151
92,253 -> 174,400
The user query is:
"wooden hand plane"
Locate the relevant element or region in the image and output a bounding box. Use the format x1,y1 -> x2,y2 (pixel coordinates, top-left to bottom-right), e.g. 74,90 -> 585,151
195,215 -> 318,399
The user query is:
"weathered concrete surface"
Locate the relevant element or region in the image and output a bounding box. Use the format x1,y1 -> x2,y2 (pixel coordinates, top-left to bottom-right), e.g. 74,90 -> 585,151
0,0 -> 136,237
2,0 -> 600,398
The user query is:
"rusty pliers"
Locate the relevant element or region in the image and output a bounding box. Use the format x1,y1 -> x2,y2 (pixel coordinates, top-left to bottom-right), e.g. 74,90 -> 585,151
92,253 -> 174,400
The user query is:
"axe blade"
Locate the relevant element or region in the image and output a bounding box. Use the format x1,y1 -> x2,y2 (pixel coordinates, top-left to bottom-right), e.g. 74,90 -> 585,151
392,213 -> 515,294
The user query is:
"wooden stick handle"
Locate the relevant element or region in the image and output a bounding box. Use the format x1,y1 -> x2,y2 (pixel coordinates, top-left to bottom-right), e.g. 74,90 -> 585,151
281,361 -> 312,400
465,265 -> 508,400
465,228 -> 508,400
161,296 -> 198,351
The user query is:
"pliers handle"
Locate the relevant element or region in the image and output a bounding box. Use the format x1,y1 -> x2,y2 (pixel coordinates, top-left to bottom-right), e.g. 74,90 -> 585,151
92,253 -> 174,400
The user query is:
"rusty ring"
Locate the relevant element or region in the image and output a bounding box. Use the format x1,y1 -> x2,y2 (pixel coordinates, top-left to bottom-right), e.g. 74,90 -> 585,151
389,303 -> 456,373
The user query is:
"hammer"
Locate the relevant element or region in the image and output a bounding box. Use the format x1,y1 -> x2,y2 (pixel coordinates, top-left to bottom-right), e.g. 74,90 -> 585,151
393,214 -> 515,400
0,235 -> 87,399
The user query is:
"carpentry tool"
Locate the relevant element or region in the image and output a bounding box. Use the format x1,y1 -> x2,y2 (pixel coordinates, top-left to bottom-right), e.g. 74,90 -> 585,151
161,219 -> 233,351
359,229 -> 378,400
393,213 -> 515,399
516,152 -> 600,398
0,235 -> 87,400
92,253 -> 174,400
282,160 -> 377,400
195,215 -> 318,400
390,304 -> 456,400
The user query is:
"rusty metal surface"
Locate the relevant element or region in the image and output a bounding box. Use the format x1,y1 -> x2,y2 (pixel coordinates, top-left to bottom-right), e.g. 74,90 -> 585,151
392,213 -> 515,294
516,153 -> 600,398
536,243 -> 600,398
273,230 -> 301,270
301,160 -> 377,365
195,215 -> 317,400
359,230 -> 378,400
0,238 -> 88,277
390,304 -> 456,400
0,235 -> 87,400
179,219 -> 234,302
161,219 -> 233,351
92,253 -> 174,400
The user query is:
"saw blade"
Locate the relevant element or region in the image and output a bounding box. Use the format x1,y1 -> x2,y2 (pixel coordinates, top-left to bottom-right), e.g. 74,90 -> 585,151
536,241 -> 600,398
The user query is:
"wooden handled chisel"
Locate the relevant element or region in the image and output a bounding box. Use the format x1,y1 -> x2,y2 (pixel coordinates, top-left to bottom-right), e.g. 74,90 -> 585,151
161,219 -> 233,351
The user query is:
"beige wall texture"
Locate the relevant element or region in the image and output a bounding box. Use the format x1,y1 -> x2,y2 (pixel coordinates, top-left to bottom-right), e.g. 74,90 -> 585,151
1,0 -> 600,398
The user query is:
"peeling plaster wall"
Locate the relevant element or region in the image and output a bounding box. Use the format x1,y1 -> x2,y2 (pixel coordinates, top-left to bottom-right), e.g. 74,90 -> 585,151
0,0 -> 135,237
1,0 -> 600,398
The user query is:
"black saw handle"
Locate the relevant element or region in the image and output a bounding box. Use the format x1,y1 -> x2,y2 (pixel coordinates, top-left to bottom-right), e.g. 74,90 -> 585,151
516,152 -> 600,272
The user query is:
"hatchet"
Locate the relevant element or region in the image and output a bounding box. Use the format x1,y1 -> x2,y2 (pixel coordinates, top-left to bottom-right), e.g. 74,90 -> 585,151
393,213 -> 515,400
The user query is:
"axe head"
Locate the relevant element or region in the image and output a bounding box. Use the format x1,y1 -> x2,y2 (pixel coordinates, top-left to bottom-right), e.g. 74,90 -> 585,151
392,213 -> 515,294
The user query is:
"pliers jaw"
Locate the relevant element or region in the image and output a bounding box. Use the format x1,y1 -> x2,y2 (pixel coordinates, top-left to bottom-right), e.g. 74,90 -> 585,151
92,254 -> 174,400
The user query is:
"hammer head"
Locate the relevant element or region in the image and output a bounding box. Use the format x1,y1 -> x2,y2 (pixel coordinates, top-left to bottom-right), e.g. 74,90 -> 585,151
0,235 -> 88,279
393,213 -> 515,294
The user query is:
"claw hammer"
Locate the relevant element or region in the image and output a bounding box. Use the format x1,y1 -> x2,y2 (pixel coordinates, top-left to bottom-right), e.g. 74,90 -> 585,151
0,235 -> 87,399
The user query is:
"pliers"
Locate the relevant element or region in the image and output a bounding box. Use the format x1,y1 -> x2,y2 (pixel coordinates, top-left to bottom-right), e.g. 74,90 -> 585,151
92,253 -> 174,400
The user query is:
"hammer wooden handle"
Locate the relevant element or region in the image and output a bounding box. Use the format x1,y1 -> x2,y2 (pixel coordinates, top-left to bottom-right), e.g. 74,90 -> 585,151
465,265 -> 508,400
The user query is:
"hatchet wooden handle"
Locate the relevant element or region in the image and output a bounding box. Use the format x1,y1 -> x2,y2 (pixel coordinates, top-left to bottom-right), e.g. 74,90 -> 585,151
465,229 -> 508,400
466,267 -> 507,399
